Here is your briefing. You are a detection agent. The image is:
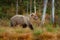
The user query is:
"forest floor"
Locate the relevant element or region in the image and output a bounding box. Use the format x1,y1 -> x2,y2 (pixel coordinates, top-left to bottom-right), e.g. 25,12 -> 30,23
0,19 -> 60,40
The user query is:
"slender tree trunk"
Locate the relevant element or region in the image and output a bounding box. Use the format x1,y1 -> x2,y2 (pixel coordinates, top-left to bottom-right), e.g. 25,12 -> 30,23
41,0 -> 48,26
34,0 -> 36,14
30,0 -> 32,14
52,0 -> 55,27
27,1 -> 28,15
16,0 -> 18,15
38,0 -> 40,14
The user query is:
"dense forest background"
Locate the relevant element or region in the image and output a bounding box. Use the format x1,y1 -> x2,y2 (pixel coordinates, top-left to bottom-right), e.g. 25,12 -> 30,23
0,0 -> 60,19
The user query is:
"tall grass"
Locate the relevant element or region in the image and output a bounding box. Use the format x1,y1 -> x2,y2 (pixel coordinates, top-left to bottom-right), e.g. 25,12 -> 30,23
0,19 -> 60,40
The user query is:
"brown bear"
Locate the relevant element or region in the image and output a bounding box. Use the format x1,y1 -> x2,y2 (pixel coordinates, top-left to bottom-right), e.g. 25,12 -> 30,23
10,13 -> 39,30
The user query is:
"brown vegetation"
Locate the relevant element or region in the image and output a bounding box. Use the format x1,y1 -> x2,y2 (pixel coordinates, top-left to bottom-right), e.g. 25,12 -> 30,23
0,26 -> 60,40
0,13 -> 59,40
38,32 -> 57,40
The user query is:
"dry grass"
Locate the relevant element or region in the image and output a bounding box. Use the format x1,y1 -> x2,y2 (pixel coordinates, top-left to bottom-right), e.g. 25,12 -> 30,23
0,26 -> 60,40
38,32 -> 57,40
0,19 -> 60,40
0,27 -> 33,40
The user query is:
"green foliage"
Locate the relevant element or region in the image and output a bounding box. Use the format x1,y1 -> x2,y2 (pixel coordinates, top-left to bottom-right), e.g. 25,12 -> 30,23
0,7 -> 2,11
33,29 -> 43,36
46,26 -> 53,32
0,13 -> 12,19
0,0 -> 60,19
0,13 -> 7,18
45,24 -> 54,32
45,24 -> 60,33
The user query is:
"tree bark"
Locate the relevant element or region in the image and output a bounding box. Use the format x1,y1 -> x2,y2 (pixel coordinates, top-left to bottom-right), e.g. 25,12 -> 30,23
41,0 -> 48,26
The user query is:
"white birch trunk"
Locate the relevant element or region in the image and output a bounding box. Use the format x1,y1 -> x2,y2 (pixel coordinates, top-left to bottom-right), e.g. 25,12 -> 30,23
34,0 -> 36,14
52,0 -> 55,23
41,0 -> 48,25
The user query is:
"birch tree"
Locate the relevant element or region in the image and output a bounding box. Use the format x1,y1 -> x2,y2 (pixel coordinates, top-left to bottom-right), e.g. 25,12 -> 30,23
41,0 -> 48,26
52,0 -> 55,27
34,0 -> 36,14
